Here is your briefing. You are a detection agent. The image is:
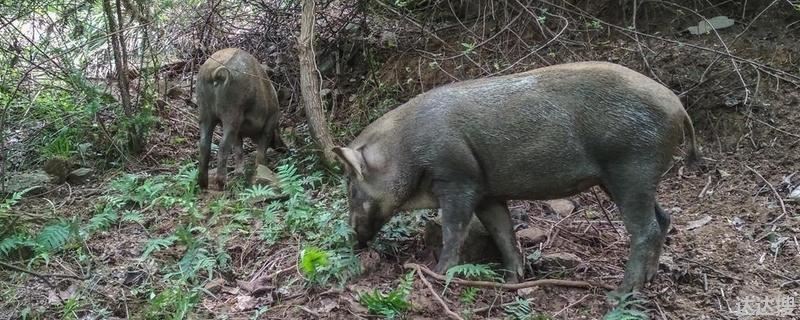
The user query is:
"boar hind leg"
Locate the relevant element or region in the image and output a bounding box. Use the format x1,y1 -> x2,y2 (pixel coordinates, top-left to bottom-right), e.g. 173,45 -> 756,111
197,115 -> 217,189
433,185 -> 480,275
604,170 -> 663,294
475,200 -> 524,283
233,135 -> 245,174
215,125 -> 239,189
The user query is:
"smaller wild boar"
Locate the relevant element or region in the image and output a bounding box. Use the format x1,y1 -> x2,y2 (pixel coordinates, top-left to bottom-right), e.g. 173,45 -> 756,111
333,61 -> 700,293
196,48 -> 284,189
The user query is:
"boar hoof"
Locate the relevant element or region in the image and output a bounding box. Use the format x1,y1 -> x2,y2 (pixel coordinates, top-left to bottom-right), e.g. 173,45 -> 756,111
213,174 -> 226,190
504,272 -> 520,284
197,174 -> 209,190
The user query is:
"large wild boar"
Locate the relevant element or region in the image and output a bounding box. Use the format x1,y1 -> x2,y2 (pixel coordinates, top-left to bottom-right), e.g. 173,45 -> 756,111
332,61 -> 700,293
196,48 -> 284,189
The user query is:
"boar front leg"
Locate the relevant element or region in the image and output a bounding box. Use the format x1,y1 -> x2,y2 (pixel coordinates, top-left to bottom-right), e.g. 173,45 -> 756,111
214,123 -> 239,190
197,114 -> 216,189
475,200 -> 524,283
432,184 -> 480,275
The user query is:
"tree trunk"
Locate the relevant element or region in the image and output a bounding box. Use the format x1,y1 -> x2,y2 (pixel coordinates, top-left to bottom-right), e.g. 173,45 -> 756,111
298,0 -> 337,167
103,0 -> 144,154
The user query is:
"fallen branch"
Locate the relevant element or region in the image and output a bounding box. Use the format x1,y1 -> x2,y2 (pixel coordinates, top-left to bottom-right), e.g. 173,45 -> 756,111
0,261 -> 89,281
744,164 -> 788,224
403,263 -> 614,291
407,266 -> 464,320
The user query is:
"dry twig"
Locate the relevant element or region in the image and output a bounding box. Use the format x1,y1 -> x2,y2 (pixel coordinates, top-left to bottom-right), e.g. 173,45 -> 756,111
0,261 -> 89,281
406,266 -> 464,320
403,263 -> 614,291
744,164 -> 788,224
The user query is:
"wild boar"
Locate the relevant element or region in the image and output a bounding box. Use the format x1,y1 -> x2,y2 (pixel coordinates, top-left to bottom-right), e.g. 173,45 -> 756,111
332,61 -> 700,293
196,48 -> 284,189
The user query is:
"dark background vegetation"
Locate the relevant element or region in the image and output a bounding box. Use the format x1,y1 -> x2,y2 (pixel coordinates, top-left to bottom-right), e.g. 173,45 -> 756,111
1,0 -> 798,319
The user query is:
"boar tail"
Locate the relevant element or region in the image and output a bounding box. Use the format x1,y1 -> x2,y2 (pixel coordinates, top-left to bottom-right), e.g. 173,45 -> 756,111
210,66 -> 231,87
682,111 -> 701,167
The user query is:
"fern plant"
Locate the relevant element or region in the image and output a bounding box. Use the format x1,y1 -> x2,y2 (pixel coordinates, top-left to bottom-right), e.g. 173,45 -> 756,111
34,222 -> 74,252
145,285 -> 200,320
503,298 -> 551,320
603,293 -> 649,320
299,246 -> 330,284
444,263 -> 502,293
358,271 -> 415,319
141,235 -> 178,259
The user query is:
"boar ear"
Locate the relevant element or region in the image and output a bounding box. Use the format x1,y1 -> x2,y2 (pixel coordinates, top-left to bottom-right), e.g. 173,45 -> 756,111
332,147 -> 365,180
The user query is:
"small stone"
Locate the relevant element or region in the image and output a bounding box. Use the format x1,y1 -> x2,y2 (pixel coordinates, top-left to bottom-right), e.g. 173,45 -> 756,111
517,227 -> 548,246
788,186 -> 800,201
67,168 -> 93,185
538,252 -> 582,269
3,170 -> 50,196
545,199 -> 575,216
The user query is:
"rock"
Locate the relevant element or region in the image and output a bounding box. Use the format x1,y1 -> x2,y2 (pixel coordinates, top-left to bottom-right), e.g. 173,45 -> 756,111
789,186 -> 800,201
67,168 -> 93,185
537,252 -> 582,270
3,170 -> 50,196
517,227 -> 548,246
423,213 -> 502,264
252,165 -> 280,187
545,199 -> 575,216
43,156 -> 73,183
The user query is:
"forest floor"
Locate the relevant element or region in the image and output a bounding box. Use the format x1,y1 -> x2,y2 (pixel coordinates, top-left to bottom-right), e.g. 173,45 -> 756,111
2,5 -> 800,320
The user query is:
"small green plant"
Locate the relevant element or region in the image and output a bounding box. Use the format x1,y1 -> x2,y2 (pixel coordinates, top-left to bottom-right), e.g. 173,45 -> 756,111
359,271 -> 415,319
537,8 -> 548,23
42,131 -> 77,159
461,41 -> 477,55
460,287 -> 479,305
503,298 -> 551,320
586,19 -> 602,29
299,246 -> 330,282
145,285 -> 200,320
603,293 -> 649,320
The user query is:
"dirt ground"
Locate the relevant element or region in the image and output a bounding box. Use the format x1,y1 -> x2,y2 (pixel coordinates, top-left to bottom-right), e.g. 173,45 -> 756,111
2,3 -> 800,320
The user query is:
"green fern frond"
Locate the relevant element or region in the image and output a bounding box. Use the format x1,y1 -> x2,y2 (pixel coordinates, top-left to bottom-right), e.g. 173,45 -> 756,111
460,287 -> 479,306
239,184 -> 276,201
300,247 -> 330,279
34,223 -> 72,252
444,263 -> 502,291
358,271 -> 415,319
141,235 -> 178,259
603,293 -> 649,320
0,235 -> 31,257
121,210 -> 145,224
85,208 -> 119,234
504,298 -> 533,320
